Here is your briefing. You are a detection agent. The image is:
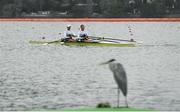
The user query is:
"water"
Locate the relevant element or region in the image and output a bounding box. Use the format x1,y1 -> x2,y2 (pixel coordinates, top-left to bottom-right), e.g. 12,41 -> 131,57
0,22 -> 180,111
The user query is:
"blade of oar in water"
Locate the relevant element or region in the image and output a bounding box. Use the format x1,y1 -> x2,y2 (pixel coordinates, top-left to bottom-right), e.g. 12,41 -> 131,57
90,36 -> 136,42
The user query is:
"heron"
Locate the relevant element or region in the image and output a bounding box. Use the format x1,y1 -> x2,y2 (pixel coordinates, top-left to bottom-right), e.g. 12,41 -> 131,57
100,59 -> 128,108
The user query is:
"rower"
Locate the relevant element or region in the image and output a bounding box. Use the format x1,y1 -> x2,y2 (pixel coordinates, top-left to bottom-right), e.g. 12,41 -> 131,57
77,24 -> 92,42
62,25 -> 76,42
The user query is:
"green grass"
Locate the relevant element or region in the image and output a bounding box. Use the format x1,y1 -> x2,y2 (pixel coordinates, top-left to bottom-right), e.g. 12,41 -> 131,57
43,107 -> 158,112
32,102 -> 158,112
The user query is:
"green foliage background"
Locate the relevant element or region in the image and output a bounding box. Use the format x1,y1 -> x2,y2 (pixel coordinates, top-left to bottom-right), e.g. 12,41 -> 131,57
0,0 -> 180,18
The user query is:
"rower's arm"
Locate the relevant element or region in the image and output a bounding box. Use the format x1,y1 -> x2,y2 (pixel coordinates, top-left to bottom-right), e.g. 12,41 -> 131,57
64,31 -> 67,38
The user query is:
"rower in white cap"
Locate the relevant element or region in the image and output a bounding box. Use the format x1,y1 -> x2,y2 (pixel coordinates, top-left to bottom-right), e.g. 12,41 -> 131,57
62,25 -> 76,42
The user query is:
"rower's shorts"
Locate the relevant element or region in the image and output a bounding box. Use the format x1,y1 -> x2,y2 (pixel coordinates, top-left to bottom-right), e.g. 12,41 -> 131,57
76,38 -> 83,42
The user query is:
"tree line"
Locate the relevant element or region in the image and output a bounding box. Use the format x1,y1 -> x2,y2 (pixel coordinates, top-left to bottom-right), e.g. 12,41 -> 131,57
0,0 -> 180,18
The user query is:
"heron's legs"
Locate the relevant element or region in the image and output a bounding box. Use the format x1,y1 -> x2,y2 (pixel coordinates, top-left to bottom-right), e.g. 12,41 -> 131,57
125,96 -> 128,108
117,88 -> 120,108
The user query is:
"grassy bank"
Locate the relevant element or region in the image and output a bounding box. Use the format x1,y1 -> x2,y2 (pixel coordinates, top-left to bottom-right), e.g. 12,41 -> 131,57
42,107 -> 158,112
35,102 -> 158,112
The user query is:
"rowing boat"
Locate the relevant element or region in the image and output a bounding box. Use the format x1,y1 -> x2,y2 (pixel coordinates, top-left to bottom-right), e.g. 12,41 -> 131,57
29,40 -> 136,47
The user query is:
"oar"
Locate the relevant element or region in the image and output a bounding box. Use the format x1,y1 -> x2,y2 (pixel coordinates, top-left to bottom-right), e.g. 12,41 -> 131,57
42,33 -> 62,45
41,39 -> 62,45
90,36 -> 136,42
49,39 -> 62,43
96,39 -> 122,43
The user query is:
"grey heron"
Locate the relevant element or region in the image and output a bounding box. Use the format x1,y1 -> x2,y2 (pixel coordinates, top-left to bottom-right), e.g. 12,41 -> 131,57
100,59 -> 128,108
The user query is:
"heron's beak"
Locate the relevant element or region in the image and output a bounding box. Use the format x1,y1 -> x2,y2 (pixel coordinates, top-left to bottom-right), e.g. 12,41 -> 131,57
99,61 -> 109,65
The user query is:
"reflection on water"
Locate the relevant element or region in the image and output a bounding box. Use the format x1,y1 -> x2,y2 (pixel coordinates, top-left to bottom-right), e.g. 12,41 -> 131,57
0,22 -> 180,111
